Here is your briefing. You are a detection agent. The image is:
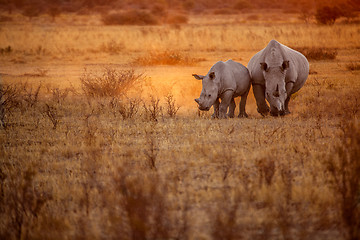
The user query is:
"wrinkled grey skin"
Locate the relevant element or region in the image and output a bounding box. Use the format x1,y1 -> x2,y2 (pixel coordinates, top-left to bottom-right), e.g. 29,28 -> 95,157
193,60 -> 251,119
248,40 -> 309,116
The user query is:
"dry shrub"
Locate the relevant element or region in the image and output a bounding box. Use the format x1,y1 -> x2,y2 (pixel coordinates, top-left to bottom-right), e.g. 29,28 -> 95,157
43,103 -> 60,130
109,97 -> 141,119
134,50 -> 202,66
293,47 -> 338,60
102,10 -> 158,25
324,119 -> 360,240
110,168 -> 173,239
80,68 -> 144,98
298,87 -> 360,119
0,46 -> 12,55
143,96 -> 162,122
256,157 -> 276,187
346,62 -> 360,71
234,0 -> 253,10
209,188 -> 242,240
164,92 -> 180,118
315,6 -> 342,25
99,40 -> 125,54
166,14 -> 188,24
0,165 -> 52,240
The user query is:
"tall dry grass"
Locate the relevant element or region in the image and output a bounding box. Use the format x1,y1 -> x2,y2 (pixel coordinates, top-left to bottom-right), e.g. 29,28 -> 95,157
1,18 -> 359,56
1,69 -> 359,239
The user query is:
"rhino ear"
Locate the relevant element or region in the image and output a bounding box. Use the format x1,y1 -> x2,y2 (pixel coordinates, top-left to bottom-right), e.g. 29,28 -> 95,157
281,61 -> 289,71
260,62 -> 268,71
209,72 -> 215,80
192,74 -> 204,80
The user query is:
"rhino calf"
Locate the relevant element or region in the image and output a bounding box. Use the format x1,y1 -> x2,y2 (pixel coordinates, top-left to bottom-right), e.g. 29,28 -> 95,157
248,40 -> 309,116
193,60 -> 251,119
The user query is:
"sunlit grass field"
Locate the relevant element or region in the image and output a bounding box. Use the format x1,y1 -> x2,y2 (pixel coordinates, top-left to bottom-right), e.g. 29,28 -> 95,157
1,12 -> 360,240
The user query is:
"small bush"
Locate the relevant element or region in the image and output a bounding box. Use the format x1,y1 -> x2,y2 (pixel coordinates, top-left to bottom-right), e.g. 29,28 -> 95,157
80,68 -> 145,98
102,10 -> 158,25
315,6 -> 342,25
0,46 -> 12,55
164,93 -> 180,118
346,62 -> 360,71
166,14 -> 188,24
234,0 -> 253,11
143,96 -> 162,122
22,6 -> 41,20
293,47 -> 337,60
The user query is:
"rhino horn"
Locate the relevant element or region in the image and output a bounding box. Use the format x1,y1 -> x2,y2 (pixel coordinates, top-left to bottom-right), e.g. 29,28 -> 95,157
273,84 -> 280,98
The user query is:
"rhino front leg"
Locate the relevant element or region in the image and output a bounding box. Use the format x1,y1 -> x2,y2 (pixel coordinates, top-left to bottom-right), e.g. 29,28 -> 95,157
228,98 -> 236,118
219,91 -> 233,119
285,82 -> 294,115
252,83 -> 269,116
211,98 -> 220,119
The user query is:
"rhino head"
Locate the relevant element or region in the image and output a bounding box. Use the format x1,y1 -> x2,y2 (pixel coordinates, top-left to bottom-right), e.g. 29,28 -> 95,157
193,72 -> 218,111
260,60 -> 289,116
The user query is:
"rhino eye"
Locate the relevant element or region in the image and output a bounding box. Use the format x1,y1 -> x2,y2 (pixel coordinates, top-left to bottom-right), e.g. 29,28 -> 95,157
208,94 -> 211,97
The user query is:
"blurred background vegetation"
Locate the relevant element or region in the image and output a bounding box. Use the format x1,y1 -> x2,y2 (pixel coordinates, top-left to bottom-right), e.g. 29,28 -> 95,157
0,0 -> 359,25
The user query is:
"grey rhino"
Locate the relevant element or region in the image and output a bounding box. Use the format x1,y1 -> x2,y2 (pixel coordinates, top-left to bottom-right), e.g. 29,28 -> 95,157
248,40 -> 309,116
193,60 -> 251,118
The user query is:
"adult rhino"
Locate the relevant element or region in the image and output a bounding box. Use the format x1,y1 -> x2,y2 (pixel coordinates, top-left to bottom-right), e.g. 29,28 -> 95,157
193,60 -> 251,118
248,40 -> 309,116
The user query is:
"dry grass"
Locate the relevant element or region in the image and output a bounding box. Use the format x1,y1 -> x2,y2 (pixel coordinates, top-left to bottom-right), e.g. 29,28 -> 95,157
133,50 -> 203,66
1,12 -> 360,240
292,47 -> 338,60
346,62 -> 360,71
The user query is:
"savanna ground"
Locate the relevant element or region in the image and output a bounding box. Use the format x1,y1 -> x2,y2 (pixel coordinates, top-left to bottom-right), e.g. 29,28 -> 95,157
1,10 -> 360,240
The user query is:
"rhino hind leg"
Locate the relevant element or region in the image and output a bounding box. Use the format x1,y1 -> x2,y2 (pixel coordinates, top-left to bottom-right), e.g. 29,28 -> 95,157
238,86 -> 250,118
252,84 -> 269,116
228,98 -> 236,118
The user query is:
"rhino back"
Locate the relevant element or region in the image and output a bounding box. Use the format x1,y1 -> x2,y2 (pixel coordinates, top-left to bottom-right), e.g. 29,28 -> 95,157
224,60 -> 251,96
248,49 -> 266,85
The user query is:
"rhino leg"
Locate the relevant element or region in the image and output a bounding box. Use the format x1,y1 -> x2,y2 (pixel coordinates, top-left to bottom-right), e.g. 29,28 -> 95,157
238,86 -> 250,118
252,84 -> 269,116
211,98 -> 220,119
228,98 -> 236,118
285,82 -> 294,115
219,91 -> 233,119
